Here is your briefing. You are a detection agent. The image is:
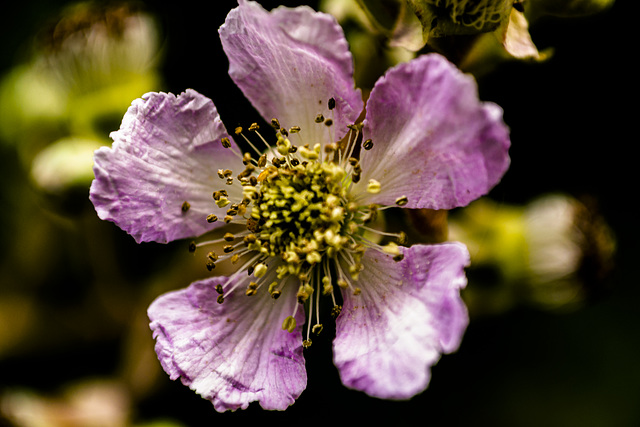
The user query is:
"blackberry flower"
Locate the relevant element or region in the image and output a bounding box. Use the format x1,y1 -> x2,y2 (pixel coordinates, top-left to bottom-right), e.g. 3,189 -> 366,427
90,0 -> 510,412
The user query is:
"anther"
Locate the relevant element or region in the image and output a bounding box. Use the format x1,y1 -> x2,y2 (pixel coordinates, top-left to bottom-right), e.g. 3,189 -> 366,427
322,277 -> 333,295
367,179 -> 382,194
331,305 -> 342,318
221,137 -> 232,148
280,127 -> 289,137
325,143 -> 337,153
383,242 -> 401,256
258,154 -> 267,167
282,315 -> 297,333
216,197 -> 230,208
328,97 -> 336,110
363,139 -> 373,150
297,283 -> 314,303
315,114 -> 324,123
312,324 -> 323,335
397,231 -> 408,245
206,261 -> 216,271
302,340 -> 312,348
243,234 -> 257,244
216,295 -> 225,304
248,122 -> 260,131
181,201 -> 191,213
254,263 -> 268,278
207,251 -> 218,261
271,118 -> 280,129
215,284 -> 223,294
246,282 -> 258,296
223,245 -> 234,253
324,119 -> 333,127
223,232 -> 235,242
393,253 -> 405,262
234,126 -> 243,135
224,215 -> 234,223
289,126 -> 301,133
395,195 -> 408,206
242,152 -> 252,165
188,241 -> 196,253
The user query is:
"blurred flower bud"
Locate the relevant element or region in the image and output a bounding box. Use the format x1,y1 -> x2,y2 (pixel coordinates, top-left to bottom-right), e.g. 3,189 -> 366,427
523,193 -> 615,309
448,194 -> 615,316
0,2 -> 162,195
30,136 -> 102,193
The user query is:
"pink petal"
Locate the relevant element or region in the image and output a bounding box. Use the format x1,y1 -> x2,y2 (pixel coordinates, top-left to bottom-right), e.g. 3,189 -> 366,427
148,276 -> 307,411
356,54 -> 510,210
90,90 -> 243,243
333,243 -> 470,399
219,0 -> 363,145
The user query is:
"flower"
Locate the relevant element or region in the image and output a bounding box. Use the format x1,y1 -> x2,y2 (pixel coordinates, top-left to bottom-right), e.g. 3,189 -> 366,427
89,0 -> 510,412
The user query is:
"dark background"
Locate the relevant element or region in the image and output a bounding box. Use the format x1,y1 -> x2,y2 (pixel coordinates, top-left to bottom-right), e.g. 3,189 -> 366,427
1,1 -> 635,426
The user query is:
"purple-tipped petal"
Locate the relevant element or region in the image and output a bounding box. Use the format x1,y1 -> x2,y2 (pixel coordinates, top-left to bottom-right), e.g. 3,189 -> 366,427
357,54 -> 510,210
333,243 -> 470,399
219,0 -> 363,144
148,277 -> 307,412
90,90 -> 243,243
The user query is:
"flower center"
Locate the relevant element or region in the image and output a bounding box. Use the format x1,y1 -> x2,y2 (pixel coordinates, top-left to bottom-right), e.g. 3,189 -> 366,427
189,99 -> 407,347
249,157 -> 351,276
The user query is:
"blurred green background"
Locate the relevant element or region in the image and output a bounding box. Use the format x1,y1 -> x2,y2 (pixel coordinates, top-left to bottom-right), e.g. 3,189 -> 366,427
0,0 -> 635,426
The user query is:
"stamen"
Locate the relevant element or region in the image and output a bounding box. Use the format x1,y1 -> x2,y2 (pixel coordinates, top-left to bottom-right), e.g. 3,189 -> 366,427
181,201 -> 190,213
203,113 -> 411,346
